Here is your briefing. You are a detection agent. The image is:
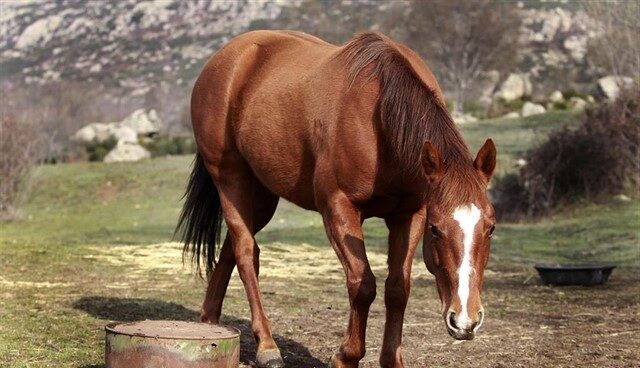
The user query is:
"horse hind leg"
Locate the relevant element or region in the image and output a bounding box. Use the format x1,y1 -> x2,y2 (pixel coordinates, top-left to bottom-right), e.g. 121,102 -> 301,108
200,186 -> 279,325
210,161 -> 284,368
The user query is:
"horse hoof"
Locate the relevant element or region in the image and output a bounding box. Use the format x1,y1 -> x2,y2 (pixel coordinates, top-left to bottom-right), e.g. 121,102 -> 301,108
199,313 -> 216,324
327,354 -> 342,368
327,353 -> 357,368
256,349 -> 284,368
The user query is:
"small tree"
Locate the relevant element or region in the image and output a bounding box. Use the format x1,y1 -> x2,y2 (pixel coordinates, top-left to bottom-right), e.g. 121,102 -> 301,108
584,1 -> 640,81
0,117 -> 41,220
393,0 -> 521,112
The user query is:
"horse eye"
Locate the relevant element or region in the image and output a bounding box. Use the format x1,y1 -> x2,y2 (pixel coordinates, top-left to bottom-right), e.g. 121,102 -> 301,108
430,225 -> 440,238
489,225 -> 496,237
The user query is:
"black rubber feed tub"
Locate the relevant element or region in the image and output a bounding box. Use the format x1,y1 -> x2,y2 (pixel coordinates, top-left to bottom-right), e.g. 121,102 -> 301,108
535,264 -> 615,286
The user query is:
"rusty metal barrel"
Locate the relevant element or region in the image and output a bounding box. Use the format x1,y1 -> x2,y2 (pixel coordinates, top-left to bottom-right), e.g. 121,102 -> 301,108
105,320 -> 240,368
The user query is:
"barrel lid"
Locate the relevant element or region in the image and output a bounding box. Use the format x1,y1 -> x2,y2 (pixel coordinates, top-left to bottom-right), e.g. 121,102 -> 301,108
105,320 -> 240,340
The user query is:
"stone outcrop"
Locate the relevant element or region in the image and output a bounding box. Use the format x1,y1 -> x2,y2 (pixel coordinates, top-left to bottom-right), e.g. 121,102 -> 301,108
521,102 -> 546,117
597,76 -> 635,101
72,109 -> 160,162
103,142 -> 151,163
549,90 -> 563,103
494,73 -> 532,102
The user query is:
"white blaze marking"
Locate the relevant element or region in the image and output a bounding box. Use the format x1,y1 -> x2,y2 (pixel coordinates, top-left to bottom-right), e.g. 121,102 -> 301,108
452,204 -> 481,328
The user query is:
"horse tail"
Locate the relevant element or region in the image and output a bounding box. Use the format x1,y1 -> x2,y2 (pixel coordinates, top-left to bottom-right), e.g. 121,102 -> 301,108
175,152 -> 223,277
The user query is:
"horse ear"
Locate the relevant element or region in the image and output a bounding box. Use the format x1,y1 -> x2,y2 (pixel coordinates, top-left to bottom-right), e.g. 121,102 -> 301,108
474,139 -> 497,181
421,141 -> 443,181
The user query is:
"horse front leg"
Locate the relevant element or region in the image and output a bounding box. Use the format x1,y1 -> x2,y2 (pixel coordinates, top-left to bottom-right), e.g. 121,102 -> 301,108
320,193 -> 376,368
380,208 -> 426,368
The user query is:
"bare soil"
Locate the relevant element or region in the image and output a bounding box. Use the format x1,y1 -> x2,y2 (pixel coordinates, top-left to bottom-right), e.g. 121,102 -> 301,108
89,243 -> 640,368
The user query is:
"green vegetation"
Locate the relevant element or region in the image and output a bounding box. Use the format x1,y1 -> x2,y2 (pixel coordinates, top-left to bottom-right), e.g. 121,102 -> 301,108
84,137 -> 118,162
486,97 -> 531,118
460,110 -> 579,175
141,135 -> 197,157
1,111 -> 638,367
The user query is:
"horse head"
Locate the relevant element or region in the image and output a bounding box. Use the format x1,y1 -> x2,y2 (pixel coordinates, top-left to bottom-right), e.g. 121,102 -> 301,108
421,138 -> 497,340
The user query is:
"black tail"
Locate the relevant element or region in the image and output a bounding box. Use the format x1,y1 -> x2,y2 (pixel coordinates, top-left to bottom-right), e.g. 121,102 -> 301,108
175,153 -> 223,277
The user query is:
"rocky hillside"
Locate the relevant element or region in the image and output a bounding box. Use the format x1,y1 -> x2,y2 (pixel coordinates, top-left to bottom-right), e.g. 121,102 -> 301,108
1,0 -> 602,94
1,0 -> 295,95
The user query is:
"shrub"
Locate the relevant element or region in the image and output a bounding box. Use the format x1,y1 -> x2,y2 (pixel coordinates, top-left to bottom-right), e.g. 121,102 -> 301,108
0,117 -> 41,220
494,89 -> 639,218
141,135 -> 196,157
551,100 -> 569,111
562,89 -> 589,101
491,173 -> 529,221
85,137 -> 118,162
487,97 -> 528,118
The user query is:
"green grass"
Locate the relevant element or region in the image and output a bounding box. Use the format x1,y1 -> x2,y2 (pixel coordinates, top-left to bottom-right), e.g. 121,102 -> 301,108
0,111 -> 638,367
1,110 -> 636,272
461,110 -> 580,175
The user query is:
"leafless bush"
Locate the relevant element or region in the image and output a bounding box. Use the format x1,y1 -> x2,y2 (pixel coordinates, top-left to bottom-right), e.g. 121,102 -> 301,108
392,0 -> 521,112
494,90 -> 640,219
525,89 -> 639,213
0,117 -> 41,220
585,1 -> 640,80
0,81 -> 160,162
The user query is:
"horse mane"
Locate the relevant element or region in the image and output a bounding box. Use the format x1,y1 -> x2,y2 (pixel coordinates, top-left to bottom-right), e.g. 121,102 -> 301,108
337,32 -> 485,209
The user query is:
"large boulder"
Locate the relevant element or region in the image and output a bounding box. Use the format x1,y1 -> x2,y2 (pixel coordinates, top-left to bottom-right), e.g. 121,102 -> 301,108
549,90 -> 564,103
72,123 -> 138,144
568,97 -> 587,111
597,76 -> 634,101
453,112 -> 478,124
72,108 -> 161,162
500,111 -> 521,120
103,142 -> 151,163
72,109 -> 161,144
109,125 -> 138,144
477,70 -> 501,107
120,109 -> 161,137
72,123 -> 105,143
494,73 -> 532,102
563,34 -> 588,61
521,102 -> 546,117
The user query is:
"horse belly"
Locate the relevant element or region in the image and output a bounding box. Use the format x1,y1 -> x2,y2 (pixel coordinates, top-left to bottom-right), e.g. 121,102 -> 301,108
235,87 -> 318,210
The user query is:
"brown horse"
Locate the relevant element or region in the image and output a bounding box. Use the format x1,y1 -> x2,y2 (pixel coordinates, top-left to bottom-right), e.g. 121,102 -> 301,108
177,30 -> 497,368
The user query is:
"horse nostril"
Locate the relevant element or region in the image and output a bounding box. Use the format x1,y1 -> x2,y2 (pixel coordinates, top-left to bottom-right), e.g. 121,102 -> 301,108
448,311 -> 458,330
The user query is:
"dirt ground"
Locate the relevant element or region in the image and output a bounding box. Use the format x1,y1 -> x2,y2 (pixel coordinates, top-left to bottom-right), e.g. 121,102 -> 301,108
84,242 -> 640,368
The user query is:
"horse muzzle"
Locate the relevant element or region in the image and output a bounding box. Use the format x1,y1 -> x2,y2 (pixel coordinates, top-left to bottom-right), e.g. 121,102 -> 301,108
445,309 -> 484,340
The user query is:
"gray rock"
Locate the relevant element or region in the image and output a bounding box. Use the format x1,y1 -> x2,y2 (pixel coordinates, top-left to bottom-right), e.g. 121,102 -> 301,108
521,101 -> 546,117
453,113 -> 478,124
110,125 -> 138,144
568,97 -> 587,111
500,111 -> 521,119
494,73 -> 532,102
597,76 -> 634,101
72,109 -> 160,146
563,34 -> 588,61
120,108 -> 161,137
614,194 -> 631,202
549,90 -> 564,103
478,70 -> 501,107
103,142 -> 151,163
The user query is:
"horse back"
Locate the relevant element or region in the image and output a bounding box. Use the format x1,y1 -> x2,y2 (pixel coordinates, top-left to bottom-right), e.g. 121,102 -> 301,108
191,30 -> 443,215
